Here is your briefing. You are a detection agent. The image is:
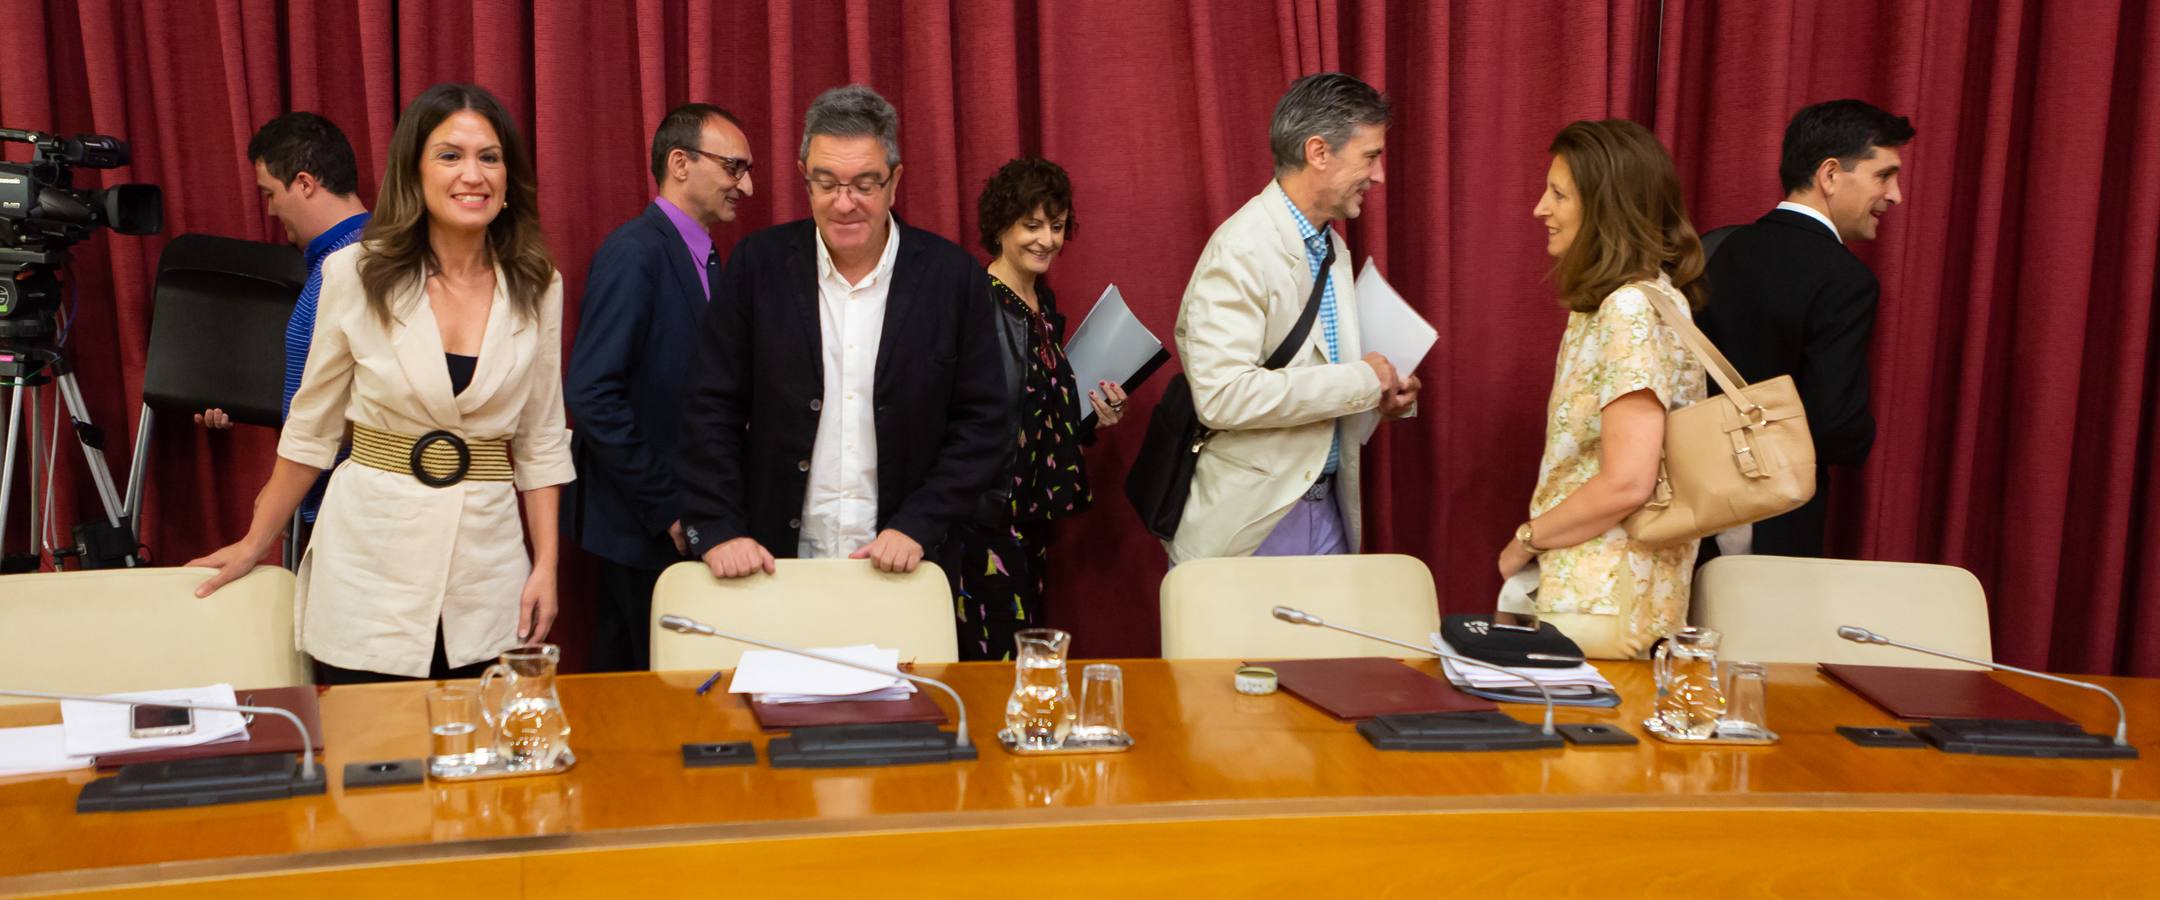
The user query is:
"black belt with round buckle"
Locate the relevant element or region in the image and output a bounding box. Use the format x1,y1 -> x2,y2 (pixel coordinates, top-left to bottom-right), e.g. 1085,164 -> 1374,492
410,430 -> 471,488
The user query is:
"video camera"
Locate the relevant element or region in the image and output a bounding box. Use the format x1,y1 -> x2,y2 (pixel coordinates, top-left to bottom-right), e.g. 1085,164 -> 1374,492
0,127 -> 163,348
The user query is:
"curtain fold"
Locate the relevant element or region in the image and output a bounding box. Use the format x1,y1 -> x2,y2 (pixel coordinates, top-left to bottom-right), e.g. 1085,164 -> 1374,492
1,0 -> 2153,673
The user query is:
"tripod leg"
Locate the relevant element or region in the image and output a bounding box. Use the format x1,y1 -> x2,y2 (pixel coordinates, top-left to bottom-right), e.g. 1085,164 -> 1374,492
0,385 -> 21,558
56,373 -> 127,527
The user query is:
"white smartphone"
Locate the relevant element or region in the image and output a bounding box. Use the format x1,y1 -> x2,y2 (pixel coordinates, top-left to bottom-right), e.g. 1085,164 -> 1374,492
128,703 -> 196,738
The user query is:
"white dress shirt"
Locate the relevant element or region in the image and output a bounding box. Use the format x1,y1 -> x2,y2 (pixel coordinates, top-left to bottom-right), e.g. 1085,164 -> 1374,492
1776,200 -> 1843,243
798,216 -> 902,559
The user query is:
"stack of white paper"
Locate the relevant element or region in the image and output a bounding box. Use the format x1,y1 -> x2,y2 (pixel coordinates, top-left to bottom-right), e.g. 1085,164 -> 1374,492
1430,635 -> 1616,692
1354,258 -> 1438,375
726,645 -> 916,704
0,725 -> 95,778
1063,284 -> 1169,421
59,684 -> 251,757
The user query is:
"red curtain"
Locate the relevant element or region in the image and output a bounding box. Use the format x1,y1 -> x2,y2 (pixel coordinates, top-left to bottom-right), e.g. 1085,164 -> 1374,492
3,0 -> 2153,674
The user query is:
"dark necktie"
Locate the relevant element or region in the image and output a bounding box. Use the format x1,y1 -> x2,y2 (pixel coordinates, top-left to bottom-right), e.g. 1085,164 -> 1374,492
704,250 -> 719,302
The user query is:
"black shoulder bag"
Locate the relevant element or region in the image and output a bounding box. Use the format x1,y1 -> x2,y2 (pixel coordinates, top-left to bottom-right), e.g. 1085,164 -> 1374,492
1125,239 -> 1334,541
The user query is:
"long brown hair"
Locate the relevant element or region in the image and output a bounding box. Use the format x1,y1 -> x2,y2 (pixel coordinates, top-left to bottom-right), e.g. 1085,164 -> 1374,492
358,83 -> 554,326
1547,119 -> 1706,313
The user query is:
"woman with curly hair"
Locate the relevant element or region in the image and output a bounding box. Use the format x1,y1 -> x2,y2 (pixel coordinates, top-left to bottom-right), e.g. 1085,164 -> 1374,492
955,157 -> 1125,660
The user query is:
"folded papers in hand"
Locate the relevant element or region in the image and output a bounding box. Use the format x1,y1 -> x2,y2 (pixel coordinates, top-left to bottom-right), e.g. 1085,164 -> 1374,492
727,644 -> 916,704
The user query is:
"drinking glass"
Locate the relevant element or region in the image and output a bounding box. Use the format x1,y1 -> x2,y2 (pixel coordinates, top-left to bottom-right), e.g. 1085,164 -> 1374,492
1072,663 -> 1125,742
427,687 -> 485,774
1716,661 -> 1771,739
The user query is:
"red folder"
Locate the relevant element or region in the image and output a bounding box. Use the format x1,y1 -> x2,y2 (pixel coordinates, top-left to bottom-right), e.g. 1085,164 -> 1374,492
746,690 -> 950,731
1820,664 -> 2073,723
93,686 -> 326,768
1254,657 -> 1495,720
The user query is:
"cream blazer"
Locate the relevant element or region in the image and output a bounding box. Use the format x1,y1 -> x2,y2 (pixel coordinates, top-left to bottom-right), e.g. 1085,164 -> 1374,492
1169,180 -> 1383,563
278,244 -> 575,677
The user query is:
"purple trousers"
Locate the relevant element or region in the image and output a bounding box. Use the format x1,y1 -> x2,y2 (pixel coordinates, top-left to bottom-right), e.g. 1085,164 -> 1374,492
1252,477 -> 1350,556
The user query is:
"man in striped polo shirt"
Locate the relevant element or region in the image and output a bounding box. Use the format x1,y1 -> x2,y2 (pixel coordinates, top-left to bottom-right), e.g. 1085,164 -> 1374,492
197,112 -> 370,547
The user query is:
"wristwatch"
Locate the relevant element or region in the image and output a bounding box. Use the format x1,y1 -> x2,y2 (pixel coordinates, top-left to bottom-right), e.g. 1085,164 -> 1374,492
1515,521 -> 1545,554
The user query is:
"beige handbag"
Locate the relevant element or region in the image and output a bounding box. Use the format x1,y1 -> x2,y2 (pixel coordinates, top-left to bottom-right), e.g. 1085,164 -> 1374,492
1623,282 -> 1816,546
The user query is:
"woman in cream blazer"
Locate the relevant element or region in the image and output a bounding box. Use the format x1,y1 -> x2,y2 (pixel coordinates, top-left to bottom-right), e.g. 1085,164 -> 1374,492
191,84 -> 573,681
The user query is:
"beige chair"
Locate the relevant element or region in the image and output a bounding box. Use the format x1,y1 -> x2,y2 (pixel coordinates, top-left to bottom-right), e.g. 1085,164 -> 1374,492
1691,556 -> 1992,669
1159,554 -> 1441,659
649,560 -> 958,670
0,566 -> 311,702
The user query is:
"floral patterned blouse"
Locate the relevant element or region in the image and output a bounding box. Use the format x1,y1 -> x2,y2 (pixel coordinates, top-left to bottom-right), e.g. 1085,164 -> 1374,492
991,277 -> 1092,524
1531,274 -> 1708,651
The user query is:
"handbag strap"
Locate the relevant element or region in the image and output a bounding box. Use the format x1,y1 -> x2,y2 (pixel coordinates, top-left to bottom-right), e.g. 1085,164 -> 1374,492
1262,236 -> 1336,371
1635,279 -> 1759,414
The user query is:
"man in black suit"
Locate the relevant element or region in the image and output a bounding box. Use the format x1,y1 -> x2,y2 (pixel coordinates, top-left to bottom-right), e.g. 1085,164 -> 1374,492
1697,99 -> 1914,557
677,84 -> 1007,581
564,103 -> 755,671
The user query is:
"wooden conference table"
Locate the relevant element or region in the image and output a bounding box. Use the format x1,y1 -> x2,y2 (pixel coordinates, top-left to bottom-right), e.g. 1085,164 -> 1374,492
2,660 -> 2157,897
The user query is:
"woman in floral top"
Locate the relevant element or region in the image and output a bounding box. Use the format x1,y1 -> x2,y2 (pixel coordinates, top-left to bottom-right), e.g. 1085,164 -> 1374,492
956,158 -> 1128,660
1497,120 -> 1710,659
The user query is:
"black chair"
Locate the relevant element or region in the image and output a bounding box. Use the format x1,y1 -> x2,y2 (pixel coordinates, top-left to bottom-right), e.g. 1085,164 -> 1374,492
125,235 -> 307,567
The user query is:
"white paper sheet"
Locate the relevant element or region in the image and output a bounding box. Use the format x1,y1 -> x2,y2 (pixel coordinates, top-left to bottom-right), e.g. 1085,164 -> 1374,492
0,725 -> 95,778
60,684 -> 251,757
1064,284 -> 1168,420
726,644 -> 913,701
1354,258 -> 1438,376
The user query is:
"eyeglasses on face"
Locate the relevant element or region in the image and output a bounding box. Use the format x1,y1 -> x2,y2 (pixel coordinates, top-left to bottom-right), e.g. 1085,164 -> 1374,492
805,172 -> 893,200
687,148 -> 754,179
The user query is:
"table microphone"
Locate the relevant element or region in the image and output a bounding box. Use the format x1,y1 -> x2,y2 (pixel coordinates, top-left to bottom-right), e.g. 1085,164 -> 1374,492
1271,606 -> 1556,736
658,614 -> 970,748
0,688 -> 319,780
1836,625 -> 2131,749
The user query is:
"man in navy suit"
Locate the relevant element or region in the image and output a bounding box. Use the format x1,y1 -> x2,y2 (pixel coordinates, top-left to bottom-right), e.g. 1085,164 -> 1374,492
1697,99 -> 1913,558
565,103 -> 756,671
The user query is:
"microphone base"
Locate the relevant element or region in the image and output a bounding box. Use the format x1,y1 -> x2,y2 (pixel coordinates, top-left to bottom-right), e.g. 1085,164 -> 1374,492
76,753 -> 328,813
1915,718 -> 2139,760
1357,711 -> 1565,752
767,722 -> 978,768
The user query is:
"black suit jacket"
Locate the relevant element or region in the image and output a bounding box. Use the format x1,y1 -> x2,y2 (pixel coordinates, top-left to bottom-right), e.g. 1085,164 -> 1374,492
563,202 -> 710,570
1696,207 -> 1879,557
675,217 -> 1009,566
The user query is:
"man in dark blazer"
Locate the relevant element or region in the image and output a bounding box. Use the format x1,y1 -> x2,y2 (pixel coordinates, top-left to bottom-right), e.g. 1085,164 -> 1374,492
1697,99 -> 1914,558
677,84 -> 1007,582
564,104 -> 755,671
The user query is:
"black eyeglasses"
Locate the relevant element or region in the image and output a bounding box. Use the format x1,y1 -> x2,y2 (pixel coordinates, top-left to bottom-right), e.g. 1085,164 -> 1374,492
687,148 -> 754,179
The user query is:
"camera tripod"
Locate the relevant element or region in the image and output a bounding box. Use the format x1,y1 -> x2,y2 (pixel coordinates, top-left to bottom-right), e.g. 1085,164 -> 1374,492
0,345 -> 141,570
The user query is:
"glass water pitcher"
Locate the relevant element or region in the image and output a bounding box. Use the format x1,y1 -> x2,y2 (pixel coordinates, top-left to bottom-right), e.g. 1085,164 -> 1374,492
480,643 -> 572,769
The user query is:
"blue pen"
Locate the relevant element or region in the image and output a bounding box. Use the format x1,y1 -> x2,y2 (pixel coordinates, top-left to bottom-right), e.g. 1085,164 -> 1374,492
695,670 -> 724,695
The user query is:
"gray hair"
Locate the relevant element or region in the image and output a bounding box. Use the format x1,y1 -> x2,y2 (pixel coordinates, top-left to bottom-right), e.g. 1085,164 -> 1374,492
799,84 -> 901,168
1269,73 -> 1390,174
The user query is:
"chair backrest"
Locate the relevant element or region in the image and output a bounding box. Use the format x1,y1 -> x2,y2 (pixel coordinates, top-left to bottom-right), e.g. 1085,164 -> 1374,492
1692,556 -> 1992,669
0,566 -> 311,703
1159,554 -> 1441,659
141,234 -> 307,426
649,560 -> 959,671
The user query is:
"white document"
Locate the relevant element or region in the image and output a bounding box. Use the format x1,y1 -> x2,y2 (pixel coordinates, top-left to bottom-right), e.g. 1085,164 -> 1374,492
1430,634 -> 1616,690
60,684 -> 251,757
726,644 -> 915,703
0,725 -> 96,778
1063,284 -> 1168,420
1354,258 -> 1438,376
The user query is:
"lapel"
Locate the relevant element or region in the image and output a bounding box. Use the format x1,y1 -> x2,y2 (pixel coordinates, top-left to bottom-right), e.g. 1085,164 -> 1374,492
457,265 -> 526,417
388,276 -> 464,428
1258,180 -> 1329,365
874,219 -> 926,388
783,221 -> 824,386
642,203 -> 709,314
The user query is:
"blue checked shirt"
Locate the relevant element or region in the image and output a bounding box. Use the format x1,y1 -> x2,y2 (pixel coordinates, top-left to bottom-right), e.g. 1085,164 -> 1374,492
282,211 -> 370,523
1280,194 -> 1342,476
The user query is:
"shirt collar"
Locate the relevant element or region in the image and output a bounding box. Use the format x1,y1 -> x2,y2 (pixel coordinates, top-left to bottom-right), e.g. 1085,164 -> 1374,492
1776,200 -> 1843,244
814,214 -> 902,288
653,196 -> 716,262
306,211 -> 371,266
1277,185 -> 1330,259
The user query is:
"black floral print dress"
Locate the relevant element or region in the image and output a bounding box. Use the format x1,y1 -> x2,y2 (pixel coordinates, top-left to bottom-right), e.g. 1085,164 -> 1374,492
955,277 -> 1094,660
